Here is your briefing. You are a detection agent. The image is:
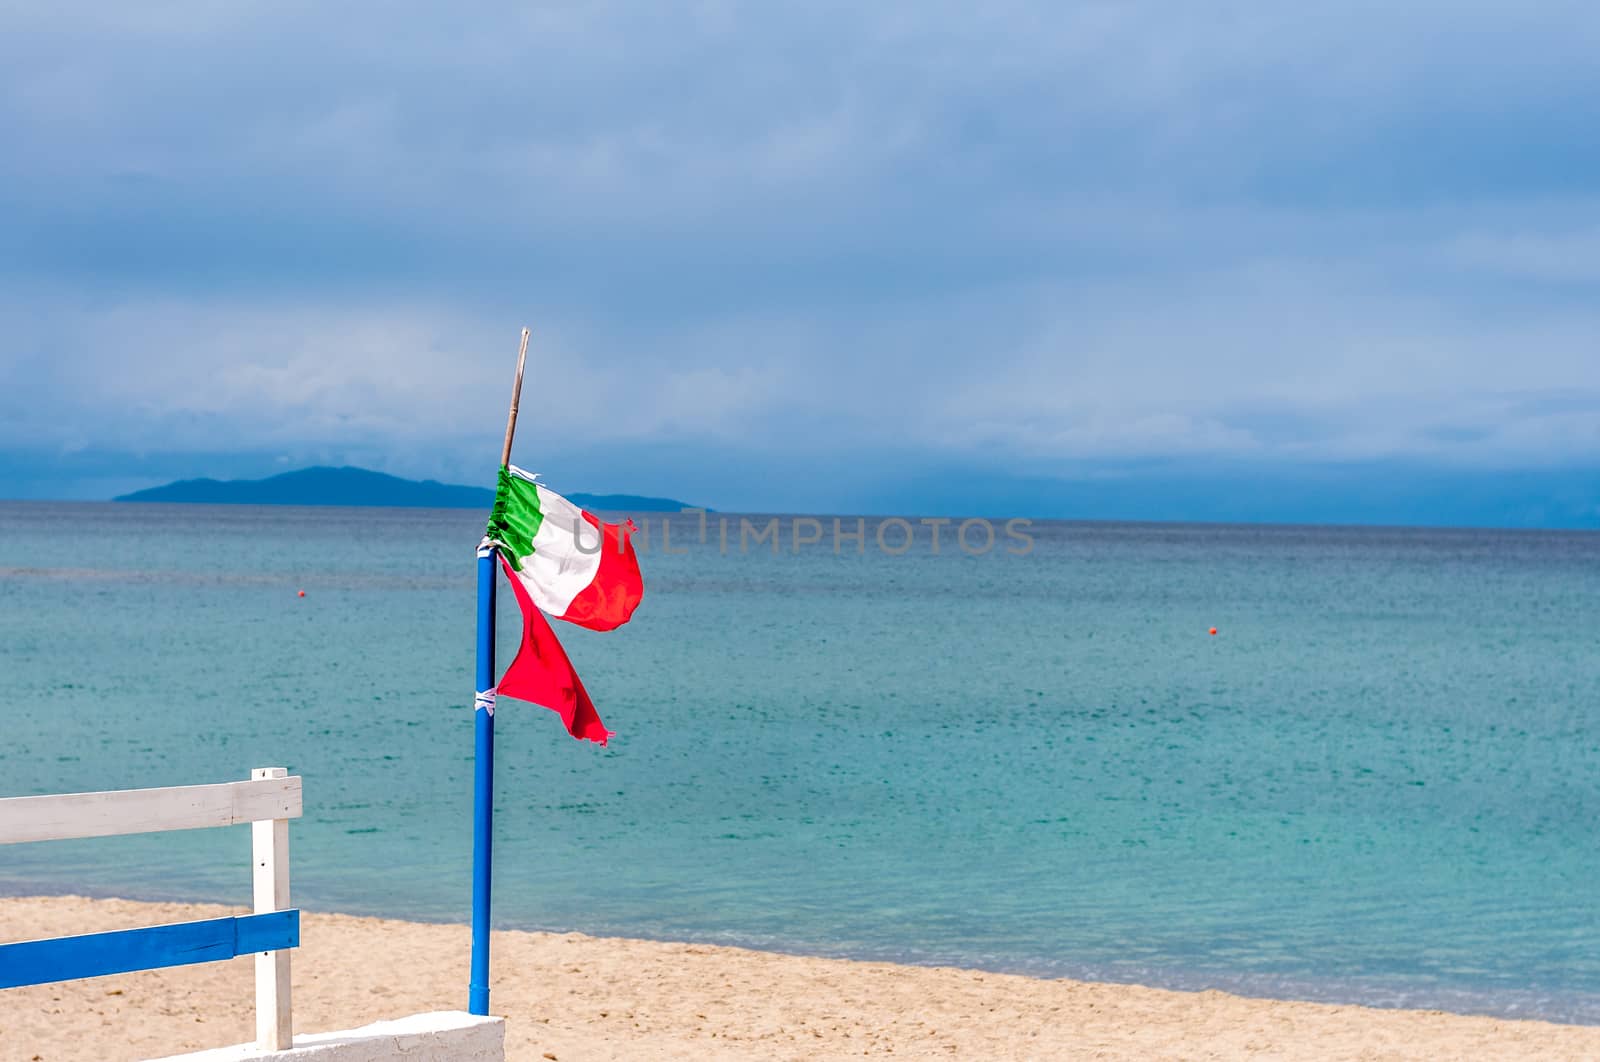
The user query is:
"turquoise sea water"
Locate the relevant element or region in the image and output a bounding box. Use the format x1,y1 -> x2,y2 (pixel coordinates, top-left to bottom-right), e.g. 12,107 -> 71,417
1,501 -> 1597,1021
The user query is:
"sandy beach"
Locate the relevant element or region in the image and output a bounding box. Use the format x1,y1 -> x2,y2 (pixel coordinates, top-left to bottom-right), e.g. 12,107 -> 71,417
1,896 -> 1597,1061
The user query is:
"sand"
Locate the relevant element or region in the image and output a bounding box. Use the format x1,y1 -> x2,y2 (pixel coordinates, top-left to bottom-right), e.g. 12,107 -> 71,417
3,896 -> 1598,1061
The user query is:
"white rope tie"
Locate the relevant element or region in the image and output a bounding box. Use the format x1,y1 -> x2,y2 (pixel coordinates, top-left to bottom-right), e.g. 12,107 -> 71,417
474,690 -> 496,716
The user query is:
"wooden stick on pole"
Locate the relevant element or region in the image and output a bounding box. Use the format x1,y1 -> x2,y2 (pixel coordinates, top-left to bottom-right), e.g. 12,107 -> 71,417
500,327 -> 531,469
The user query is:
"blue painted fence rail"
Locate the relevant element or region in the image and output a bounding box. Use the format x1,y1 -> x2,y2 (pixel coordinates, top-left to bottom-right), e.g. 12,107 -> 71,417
0,910 -> 300,990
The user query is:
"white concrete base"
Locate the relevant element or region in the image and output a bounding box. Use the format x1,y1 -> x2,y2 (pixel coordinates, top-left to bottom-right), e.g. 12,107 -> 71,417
147,1011 -> 504,1062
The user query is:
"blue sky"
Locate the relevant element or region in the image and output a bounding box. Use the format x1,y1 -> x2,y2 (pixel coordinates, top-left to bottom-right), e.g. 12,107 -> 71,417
2,3 -> 1598,519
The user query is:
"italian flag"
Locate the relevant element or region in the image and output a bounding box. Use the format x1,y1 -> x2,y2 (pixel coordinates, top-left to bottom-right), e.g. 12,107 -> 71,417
486,466 -> 644,632
484,465 -> 643,745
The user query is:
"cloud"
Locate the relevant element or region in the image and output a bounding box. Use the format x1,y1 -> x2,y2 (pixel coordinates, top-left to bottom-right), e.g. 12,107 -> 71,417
2,1 -> 1599,501
1439,225 -> 1600,285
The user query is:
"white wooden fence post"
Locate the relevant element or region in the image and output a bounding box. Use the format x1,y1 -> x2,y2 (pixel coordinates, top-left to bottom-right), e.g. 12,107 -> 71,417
251,767 -> 293,1051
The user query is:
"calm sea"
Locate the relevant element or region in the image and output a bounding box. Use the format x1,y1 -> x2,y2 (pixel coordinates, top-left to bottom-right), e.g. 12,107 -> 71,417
2,502 -> 1597,1022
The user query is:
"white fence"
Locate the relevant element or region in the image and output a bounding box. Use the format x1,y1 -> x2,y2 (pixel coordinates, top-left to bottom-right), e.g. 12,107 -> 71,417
0,768 -> 302,1050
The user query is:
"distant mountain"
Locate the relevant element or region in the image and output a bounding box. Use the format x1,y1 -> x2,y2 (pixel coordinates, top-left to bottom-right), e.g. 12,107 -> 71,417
113,466 -> 698,512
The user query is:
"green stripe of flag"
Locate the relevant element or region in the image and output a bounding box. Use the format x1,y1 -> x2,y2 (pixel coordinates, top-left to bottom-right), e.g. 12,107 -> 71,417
487,467 -> 544,571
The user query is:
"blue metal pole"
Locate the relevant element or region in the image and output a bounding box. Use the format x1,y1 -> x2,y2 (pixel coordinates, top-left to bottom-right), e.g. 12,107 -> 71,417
469,544 -> 496,1015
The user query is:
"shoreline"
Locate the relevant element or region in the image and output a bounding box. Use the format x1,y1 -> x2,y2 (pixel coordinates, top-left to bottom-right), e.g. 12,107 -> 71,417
6,896 -> 1600,1061
4,878 -> 1596,1029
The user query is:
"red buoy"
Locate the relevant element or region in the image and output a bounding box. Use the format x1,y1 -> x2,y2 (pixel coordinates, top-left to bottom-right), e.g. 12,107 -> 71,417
1208,627 -> 1217,636
298,590 -> 306,598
